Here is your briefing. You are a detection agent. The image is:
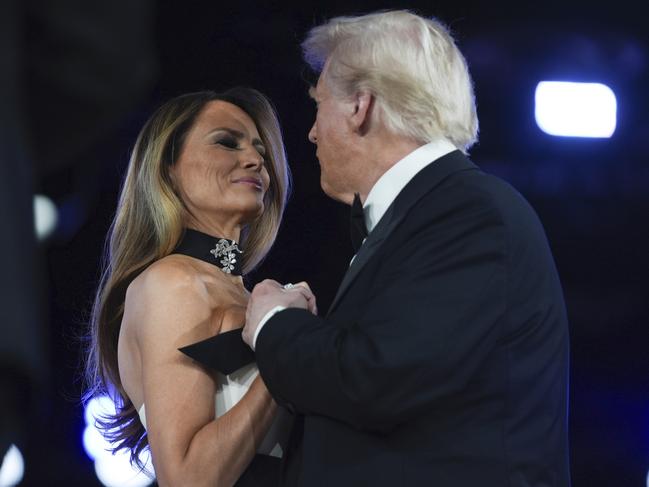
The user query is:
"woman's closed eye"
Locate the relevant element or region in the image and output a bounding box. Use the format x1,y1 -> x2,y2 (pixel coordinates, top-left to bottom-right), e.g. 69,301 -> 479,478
212,131 -> 267,161
214,135 -> 240,150
254,144 -> 267,160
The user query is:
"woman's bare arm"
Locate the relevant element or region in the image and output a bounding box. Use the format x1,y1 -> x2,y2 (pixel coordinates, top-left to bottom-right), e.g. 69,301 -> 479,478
123,260 -> 276,487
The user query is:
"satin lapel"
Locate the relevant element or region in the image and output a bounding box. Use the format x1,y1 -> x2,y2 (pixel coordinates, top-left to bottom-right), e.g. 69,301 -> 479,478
327,206 -> 395,315
327,151 -> 478,315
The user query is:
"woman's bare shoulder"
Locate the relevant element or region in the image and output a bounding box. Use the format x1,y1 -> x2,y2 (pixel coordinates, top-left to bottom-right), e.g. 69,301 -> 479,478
130,256 -> 208,297
124,256 -> 213,339
123,255 -> 244,340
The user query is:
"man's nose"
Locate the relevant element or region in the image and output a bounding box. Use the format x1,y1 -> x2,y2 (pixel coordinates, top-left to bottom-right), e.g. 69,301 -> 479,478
308,122 -> 317,144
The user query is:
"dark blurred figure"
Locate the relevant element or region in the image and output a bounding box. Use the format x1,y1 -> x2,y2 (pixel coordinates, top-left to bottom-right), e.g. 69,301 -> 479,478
0,0 -> 155,460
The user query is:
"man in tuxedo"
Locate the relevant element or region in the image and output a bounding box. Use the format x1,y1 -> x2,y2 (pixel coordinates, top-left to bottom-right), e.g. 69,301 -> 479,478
243,10 -> 571,487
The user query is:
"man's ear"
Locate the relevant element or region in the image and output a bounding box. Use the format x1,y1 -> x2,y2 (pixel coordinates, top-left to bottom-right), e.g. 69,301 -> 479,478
350,91 -> 374,135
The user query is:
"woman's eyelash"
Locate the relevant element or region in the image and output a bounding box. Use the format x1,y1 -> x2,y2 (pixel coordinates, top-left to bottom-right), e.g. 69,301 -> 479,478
215,136 -> 240,149
214,135 -> 266,159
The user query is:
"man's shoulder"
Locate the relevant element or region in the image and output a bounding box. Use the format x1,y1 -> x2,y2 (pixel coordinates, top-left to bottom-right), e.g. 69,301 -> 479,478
435,161 -> 534,212
397,161 -> 541,238
391,149 -> 519,211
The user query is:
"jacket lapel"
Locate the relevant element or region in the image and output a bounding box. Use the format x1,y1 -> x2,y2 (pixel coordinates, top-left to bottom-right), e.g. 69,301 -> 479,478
327,150 -> 478,314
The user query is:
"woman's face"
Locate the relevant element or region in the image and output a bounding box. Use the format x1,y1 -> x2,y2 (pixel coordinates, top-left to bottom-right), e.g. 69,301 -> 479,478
171,100 -> 271,230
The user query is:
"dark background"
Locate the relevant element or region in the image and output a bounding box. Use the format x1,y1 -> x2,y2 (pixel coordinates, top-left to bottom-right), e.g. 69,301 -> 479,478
13,0 -> 649,485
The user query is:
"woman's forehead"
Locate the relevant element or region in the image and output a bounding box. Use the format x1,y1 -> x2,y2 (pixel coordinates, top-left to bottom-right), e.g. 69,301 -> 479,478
195,100 -> 259,137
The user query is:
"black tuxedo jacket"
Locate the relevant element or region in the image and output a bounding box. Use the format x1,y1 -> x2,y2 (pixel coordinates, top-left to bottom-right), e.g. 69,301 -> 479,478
256,151 -> 571,486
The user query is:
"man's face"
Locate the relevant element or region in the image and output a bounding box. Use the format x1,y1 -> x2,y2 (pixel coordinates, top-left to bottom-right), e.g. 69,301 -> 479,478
308,74 -> 356,203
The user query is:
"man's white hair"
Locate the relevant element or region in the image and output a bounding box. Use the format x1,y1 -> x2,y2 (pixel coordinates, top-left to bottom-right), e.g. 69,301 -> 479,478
302,10 -> 479,152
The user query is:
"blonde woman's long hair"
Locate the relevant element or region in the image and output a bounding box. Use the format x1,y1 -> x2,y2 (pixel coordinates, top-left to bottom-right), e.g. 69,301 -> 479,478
84,88 -> 290,466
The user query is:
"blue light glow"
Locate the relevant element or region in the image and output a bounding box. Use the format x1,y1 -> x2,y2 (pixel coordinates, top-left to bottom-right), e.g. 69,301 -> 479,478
0,445 -> 24,487
84,394 -> 116,426
83,395 -> 155,487
535,81 -> 617,138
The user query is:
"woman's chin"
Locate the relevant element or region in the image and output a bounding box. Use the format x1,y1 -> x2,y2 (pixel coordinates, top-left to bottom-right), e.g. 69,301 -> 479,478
237,204 -> 265,225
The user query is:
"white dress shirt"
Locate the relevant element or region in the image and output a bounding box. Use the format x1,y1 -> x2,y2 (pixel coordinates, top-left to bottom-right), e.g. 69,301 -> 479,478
363,138 -> 457,232
251,138 -> 458,349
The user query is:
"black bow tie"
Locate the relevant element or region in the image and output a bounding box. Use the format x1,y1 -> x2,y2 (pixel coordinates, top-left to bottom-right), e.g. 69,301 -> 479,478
350,193 -> 368,252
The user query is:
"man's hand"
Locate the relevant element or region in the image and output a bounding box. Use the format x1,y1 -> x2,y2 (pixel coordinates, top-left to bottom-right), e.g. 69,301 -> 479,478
243,280 -> 317,347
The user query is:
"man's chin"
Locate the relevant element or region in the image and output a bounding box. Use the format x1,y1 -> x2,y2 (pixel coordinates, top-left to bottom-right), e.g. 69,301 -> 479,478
320,180 -> 351,205
320,179 -> 335,199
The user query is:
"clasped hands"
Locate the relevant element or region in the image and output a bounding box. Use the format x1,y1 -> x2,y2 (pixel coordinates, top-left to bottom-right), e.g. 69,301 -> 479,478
243,280 -> 317,348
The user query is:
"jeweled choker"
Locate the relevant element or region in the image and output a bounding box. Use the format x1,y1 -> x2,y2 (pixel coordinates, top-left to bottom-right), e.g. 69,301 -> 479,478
173,228 -> 244,276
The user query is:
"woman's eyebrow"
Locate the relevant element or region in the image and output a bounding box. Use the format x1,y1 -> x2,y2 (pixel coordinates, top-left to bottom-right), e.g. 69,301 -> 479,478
207,127 -> 245,138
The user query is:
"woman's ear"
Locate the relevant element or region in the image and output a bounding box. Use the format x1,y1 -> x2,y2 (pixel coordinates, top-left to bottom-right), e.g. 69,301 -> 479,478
167,162 -> 181,194
168,164 -> 176,186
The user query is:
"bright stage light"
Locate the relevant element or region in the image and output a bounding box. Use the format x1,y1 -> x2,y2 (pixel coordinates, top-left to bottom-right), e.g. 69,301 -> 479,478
535,81 -> 617,138
83,395 -> 155,487
85,395 -> 116,427
33,194 -> 58,241
94,449 -> 154,487
83,424 -> 109,460
0,445 -> 24,487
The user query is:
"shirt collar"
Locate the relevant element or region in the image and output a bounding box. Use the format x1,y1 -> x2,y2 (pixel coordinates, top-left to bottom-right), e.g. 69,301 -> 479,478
363,138 -> 457,232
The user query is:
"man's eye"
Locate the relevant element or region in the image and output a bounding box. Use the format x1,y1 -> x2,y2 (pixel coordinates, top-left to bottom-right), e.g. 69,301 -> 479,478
215,136 -> 239,149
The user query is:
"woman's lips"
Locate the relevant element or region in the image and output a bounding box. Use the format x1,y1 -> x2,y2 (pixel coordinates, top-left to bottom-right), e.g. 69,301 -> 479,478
233,178 -> 263,190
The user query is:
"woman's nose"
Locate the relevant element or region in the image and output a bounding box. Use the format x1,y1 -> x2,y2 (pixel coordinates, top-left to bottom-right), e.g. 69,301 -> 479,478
242,148 -> 264,170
